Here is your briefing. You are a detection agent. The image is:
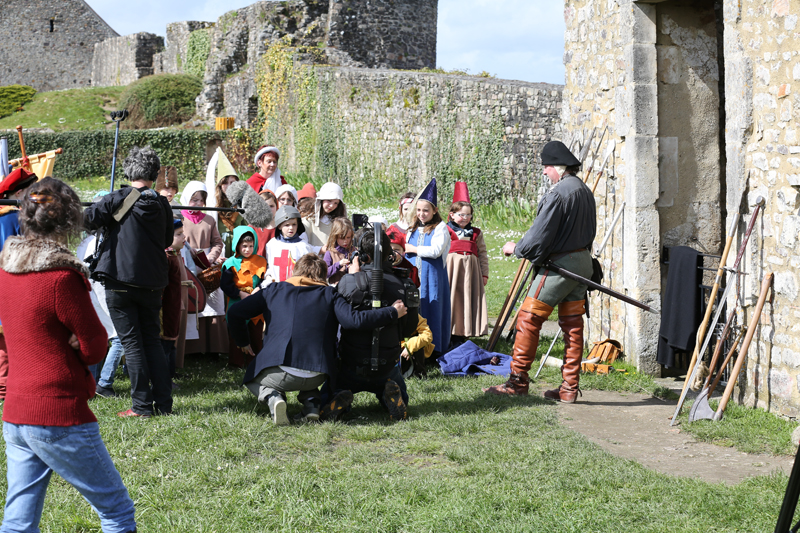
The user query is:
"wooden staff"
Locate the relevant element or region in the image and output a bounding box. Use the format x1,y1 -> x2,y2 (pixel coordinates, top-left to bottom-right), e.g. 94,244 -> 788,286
582,124 -> 607,182
15,125 -> 31,172
592,140 -> 616,194
488,261 -> 534,352
487,259 -> 527,349
706,327 -> 745,397
713,273 -> 773,420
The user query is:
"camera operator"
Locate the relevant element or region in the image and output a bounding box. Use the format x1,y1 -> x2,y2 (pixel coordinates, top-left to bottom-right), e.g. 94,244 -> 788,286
329,226 -> 419,421
84,146 -> 174,418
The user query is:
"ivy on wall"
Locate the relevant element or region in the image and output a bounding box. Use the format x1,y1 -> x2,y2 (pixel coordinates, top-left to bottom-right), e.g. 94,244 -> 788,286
185,28 -> 212,79
254,40 -> 512,203
3,130 -> 229,182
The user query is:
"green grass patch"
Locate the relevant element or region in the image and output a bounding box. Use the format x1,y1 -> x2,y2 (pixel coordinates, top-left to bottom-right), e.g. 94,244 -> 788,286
0,354 -> 786,532
0,86 -> 125,132
679,399 -> 798,456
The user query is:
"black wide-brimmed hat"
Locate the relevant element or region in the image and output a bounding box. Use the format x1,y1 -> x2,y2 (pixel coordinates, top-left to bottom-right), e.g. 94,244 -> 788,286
541,141 -> 581,167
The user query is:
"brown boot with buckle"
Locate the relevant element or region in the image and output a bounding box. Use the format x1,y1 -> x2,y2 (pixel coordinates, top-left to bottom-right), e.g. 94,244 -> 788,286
484,297 -> 553,396
543,300 -> 585,404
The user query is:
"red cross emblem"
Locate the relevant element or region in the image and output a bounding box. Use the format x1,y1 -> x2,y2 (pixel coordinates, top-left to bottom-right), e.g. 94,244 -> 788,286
273,249 -> 296,281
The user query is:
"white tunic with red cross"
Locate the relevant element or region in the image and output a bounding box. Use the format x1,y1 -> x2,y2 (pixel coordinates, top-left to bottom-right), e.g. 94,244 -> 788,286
264,238 -> 316,283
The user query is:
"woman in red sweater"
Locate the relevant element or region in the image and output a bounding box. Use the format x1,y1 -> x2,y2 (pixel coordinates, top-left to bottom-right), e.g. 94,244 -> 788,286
0,178 -> 137,533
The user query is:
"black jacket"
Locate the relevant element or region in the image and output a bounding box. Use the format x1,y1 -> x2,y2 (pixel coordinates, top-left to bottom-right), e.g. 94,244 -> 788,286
227,279 -> 398,384
515,174 -> 596,265
336,263 -> 419,371
83,185 -> 173,290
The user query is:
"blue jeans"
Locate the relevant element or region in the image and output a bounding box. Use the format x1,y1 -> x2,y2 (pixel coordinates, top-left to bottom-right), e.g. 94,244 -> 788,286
1,422 -> 136,533
96,337 -> 124,389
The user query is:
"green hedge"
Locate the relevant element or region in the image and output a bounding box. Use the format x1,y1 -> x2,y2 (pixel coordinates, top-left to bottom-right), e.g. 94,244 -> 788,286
1,129 -> 232,182
0,85 -> 36,119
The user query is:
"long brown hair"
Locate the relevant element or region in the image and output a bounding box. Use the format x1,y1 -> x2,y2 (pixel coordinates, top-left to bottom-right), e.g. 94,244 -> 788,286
324,217 -> 355,253
409,200 -> 442,234
215,176 -> 238,208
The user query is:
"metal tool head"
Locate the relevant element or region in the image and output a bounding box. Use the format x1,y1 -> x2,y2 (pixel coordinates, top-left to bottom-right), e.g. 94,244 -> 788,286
754,195 -> 765,208
688,386 -> 716,422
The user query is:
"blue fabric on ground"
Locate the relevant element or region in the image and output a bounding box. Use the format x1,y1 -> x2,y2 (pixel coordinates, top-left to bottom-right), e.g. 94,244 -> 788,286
437,340 -> 512,376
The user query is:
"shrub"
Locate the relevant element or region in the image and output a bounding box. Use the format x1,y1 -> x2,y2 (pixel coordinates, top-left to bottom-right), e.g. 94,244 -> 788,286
0,85 -> 36,118
119,74 -> 203,129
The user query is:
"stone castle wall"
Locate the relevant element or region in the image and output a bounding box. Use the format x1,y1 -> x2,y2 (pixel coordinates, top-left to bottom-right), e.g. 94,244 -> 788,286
564,0 -> 800,417
723,0 -> 800,417
271,67 -> 562,198
91,33 -> 164,87
327,0 -> 437,70
0,0 -> 118,91
153,21 -> 214,75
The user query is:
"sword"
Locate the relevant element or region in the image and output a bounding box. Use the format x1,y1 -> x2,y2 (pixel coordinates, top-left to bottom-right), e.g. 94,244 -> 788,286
543,262 -> 656,314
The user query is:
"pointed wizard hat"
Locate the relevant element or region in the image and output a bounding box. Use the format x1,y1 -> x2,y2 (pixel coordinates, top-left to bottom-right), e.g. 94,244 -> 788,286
215,147 -> 237,184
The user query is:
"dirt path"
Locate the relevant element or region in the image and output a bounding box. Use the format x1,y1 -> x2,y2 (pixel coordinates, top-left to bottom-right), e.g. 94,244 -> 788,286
546,387 -> 794,484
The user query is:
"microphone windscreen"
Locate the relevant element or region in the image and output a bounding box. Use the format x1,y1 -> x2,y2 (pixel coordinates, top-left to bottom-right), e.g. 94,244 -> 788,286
226,181 -> 274,229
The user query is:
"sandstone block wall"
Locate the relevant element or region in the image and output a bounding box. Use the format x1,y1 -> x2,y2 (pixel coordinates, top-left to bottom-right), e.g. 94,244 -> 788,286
0,0 -> 117,91
327,0 -> 437,69
153,21 -> 214,75
91,33 -> 164,87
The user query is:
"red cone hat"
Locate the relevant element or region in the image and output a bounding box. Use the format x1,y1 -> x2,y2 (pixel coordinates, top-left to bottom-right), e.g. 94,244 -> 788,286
453,181 -> 470,203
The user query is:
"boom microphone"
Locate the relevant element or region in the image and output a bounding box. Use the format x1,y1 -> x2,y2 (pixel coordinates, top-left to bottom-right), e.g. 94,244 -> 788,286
225,180 -> 274,228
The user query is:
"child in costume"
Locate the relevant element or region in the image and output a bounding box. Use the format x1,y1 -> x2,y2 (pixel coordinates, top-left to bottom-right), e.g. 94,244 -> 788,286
264,206 -> 315,283
322,217 -> 355,285
252,190 -> 277,258
389,192 -> 415,237
303,182 -> 346,249
405,178 -> 451,358
400,315 -> 435,378
275,183 -> 298,208
179,181 -> 228,356
446,182 -> 489,345
386,223 -> 420,287
246,145 -> 285,193
206,147 -> 248,258
162,219 -> 189,381
221,227 -> 268,368
155,165 -> 182,219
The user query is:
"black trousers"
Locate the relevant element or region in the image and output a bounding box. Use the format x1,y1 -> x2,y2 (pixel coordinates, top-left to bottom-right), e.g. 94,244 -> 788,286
105,280 -> 172,415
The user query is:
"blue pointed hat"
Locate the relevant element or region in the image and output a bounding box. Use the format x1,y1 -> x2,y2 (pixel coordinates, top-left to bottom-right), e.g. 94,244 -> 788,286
419,178 -> 438,206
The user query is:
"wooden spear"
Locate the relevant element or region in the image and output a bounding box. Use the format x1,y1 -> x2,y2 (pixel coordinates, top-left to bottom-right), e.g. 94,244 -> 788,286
592,140 -> 616,194
583,124 -> 607,182
713,273 -> 773,420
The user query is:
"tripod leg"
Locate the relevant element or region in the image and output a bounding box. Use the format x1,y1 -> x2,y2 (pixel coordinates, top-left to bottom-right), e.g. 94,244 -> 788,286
775,443 -> 800,533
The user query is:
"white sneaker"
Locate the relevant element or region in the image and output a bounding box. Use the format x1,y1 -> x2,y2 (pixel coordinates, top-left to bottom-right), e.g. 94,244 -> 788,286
270,397 -> 289,426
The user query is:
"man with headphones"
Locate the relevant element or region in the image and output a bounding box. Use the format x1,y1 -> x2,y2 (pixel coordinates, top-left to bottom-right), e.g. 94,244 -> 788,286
326,226 -> 419,421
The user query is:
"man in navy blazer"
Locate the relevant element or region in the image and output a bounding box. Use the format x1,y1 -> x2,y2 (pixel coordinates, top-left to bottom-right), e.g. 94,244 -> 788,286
227,254 -> 406,425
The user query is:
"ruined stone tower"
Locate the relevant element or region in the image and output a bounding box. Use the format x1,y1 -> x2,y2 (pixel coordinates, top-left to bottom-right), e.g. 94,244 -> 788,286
0,0 -> 118,91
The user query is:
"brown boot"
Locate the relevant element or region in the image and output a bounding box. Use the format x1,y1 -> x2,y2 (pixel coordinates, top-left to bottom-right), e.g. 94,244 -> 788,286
483,372 -> 530,395
484,298 -> 552,396
510,297 -> 553,375
544,301 -> 585,404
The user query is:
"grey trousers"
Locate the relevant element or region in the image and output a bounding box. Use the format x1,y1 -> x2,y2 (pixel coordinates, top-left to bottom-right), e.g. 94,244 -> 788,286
245,366 -> 327,413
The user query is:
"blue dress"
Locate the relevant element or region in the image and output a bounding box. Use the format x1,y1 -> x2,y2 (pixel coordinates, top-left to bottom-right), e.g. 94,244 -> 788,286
407,222 -> 451,354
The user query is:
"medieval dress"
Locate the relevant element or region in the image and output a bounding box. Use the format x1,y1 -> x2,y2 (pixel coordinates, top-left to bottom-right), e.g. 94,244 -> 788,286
406,221 -> 451,355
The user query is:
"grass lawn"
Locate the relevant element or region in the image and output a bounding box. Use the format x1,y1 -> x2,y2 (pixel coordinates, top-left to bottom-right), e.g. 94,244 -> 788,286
0,86 -> 125,132
0,356 -> 786,532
